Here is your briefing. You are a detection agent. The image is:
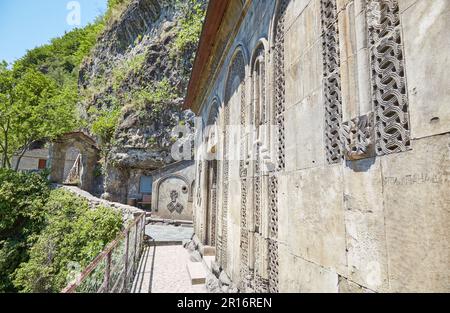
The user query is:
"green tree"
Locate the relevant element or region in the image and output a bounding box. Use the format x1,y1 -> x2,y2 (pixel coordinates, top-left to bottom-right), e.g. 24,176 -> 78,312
0,67 -> 77,170
0,62 -> 15,168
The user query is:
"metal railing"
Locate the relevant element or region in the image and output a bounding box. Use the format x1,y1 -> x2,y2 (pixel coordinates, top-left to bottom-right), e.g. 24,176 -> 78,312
62,213 -> 146,293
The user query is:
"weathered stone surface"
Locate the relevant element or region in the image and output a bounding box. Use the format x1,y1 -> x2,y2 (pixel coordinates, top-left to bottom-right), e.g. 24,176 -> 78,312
295,89 -> 325,170
338,276 -> 375,293
343,158 -> 389,292
278,243 -> 339,293
381,134 -> 450,292
286,166 -> 347,275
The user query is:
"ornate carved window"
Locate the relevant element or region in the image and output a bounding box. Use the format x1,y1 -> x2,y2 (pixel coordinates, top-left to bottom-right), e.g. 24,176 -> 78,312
273,1 -> 288,172
321,0 -> 410,163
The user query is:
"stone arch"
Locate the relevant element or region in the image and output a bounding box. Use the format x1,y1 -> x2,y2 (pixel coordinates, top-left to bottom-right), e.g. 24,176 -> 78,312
204,97 -> 221,129
203,97 -> 221,158
153,173 -> 191,211
218,45 -> 249,272
49,132 -> 99,193
250,39 -> 270,128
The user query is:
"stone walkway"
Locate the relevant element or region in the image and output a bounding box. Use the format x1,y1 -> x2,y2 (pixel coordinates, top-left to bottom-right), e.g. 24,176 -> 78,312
131,244 -> 207,293
146,224 -> 194,243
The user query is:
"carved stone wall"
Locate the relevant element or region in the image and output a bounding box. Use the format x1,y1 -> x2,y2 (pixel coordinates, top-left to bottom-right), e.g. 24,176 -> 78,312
192,0 -> 449,293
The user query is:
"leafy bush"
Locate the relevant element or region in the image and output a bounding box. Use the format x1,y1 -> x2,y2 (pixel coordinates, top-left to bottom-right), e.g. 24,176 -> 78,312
133,78 -> 178,110
0,169 -> 50,292
0,170 -> 123,293
90,105 -> 122,157
172,0 -> 206,58
13,189 -> 123,293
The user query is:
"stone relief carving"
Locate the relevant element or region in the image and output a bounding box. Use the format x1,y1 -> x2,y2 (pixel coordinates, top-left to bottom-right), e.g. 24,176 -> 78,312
167,190 -> 184,214
367,0 -> 411,155
321,0 -> 344,164
341,112 -> 375,160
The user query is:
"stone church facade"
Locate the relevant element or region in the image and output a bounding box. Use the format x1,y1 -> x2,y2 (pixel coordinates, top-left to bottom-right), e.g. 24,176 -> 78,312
185,0 -> 449,292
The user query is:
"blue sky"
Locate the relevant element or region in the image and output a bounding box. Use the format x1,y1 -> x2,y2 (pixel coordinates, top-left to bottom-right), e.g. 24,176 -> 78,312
0,0 -> 108,64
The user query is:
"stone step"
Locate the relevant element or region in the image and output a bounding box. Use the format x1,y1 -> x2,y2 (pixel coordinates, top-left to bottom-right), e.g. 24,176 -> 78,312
187,261 -> 207,285
201,245 -> 216,257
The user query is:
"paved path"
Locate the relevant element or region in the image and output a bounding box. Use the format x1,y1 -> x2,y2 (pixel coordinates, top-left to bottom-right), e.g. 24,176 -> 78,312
131,244 -> 207,293
146,224 -> 194,243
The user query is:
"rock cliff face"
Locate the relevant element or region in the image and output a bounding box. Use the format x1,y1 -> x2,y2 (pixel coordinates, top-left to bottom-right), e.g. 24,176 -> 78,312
79,0 -> 204,200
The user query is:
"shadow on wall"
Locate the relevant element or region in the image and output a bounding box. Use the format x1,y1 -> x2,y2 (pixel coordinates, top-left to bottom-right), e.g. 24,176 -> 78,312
345,157 -> 376,173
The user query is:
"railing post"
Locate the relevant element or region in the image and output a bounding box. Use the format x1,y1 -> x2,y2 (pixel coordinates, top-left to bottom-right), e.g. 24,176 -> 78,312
134,221 -> 138,271
104,251 -> 111,293
141,214 -> 145,250
123,230 -> 130,292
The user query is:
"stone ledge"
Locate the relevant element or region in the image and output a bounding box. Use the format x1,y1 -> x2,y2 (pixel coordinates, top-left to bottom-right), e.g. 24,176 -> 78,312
56,185 -> 144,221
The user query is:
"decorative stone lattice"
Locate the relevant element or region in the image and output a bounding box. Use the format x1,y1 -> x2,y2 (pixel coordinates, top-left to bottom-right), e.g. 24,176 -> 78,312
321,0 -> 344,164
209,161 -> 218,247
210,187 -> 217,247
274,0 -> 289,172
268,238 -> 279,293
367,0 -> 411,155
253,234 -> 269,293
268,175 -> 279,293
341,112 -> 375,160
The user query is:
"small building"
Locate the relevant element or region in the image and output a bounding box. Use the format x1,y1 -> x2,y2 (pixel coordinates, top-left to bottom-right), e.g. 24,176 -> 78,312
10,141 -> 79,176
48,132 -> 100,194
